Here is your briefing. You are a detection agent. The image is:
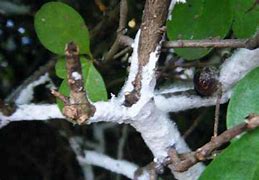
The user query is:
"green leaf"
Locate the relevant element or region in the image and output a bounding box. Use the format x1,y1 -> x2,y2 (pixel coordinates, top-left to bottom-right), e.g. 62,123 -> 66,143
199,129 -> 259,180
84,61 -> 108,102
34,2 -> 90,55
55,57 -> 89,79
55,57 -> 66,79
167,0 -> 232,60
57,79 -> 69,110
56,57 -> 108,110
227,68 -> 259,129
232,0 -> 259,38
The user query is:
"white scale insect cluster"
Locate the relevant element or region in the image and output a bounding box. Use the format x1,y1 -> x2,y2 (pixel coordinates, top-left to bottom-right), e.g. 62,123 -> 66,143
71,71 -> 82,80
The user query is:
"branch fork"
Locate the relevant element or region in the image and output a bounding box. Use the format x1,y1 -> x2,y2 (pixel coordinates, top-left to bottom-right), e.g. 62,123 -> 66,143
51,42 -> 95,124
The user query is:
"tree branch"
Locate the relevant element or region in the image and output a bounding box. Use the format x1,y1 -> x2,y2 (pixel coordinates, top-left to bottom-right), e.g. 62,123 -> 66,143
123,0 -> 171,106
52,42 -> 95,124
79,150 -> 149,179
165,114 -> 259,172
103,0 -> 131,62
162,33 -> 259,49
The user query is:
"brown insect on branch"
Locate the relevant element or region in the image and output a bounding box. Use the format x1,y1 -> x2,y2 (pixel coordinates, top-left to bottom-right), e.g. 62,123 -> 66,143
51,42 -> 95,124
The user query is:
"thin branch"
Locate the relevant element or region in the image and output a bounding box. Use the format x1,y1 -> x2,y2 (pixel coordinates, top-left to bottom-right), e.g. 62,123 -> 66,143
118,0 -> 128,32
112,46 -> 133,60
213,87 -> 222,137
0,104 -> 62,128
103,0 -> 130,62
116,125 -> 129,180
0,1 -> 30,15
162,34 -> 259,49
165,114 -> 259,172
50,89 -> 69,104
117,125 -> 128,159
6,59 -> 56,104
183,110 -> 207,139
79,150 -> 149,179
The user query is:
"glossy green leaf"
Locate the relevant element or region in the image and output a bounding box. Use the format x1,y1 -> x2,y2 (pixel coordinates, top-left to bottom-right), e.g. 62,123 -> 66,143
227,68 -> 259,129
84,61 -> 108,102
56,57 -> 107,110
167,0 -> 232,60
55,57 -> 88,79
55,57 -> 66,79
34,2 -> 90,55
232,0 -> 259,38
199,129 -> 259,180
57,79 -> 69,110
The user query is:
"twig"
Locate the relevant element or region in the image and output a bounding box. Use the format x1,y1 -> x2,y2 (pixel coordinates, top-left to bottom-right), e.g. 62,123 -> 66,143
183,110 -> 207,139
116,125 -> 129,180
165,114 -> 259,172
104,0 -> 130,62
213,86 -> 222,138
5,59 -> 56,103
79,150 -> 144,179
113,46 -> 133,60
118,0 -> 128,32
162,33 -> 259,49
0,1 -> 30,15
117,125 -> 128,159
51,42 -> 95,124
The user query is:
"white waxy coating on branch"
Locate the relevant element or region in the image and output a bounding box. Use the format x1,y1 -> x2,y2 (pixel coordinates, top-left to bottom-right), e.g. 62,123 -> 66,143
15,73 -> 50,105
126,48 -> 159,118
155,91 -> 231,113
220,48 -> 259,91
119,30 -> 141,99
156,82 -> 193,95
72,71 -> 82,80
89,96 -> 129,124
0,104 -> 63,128
79,150 -> 149,180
